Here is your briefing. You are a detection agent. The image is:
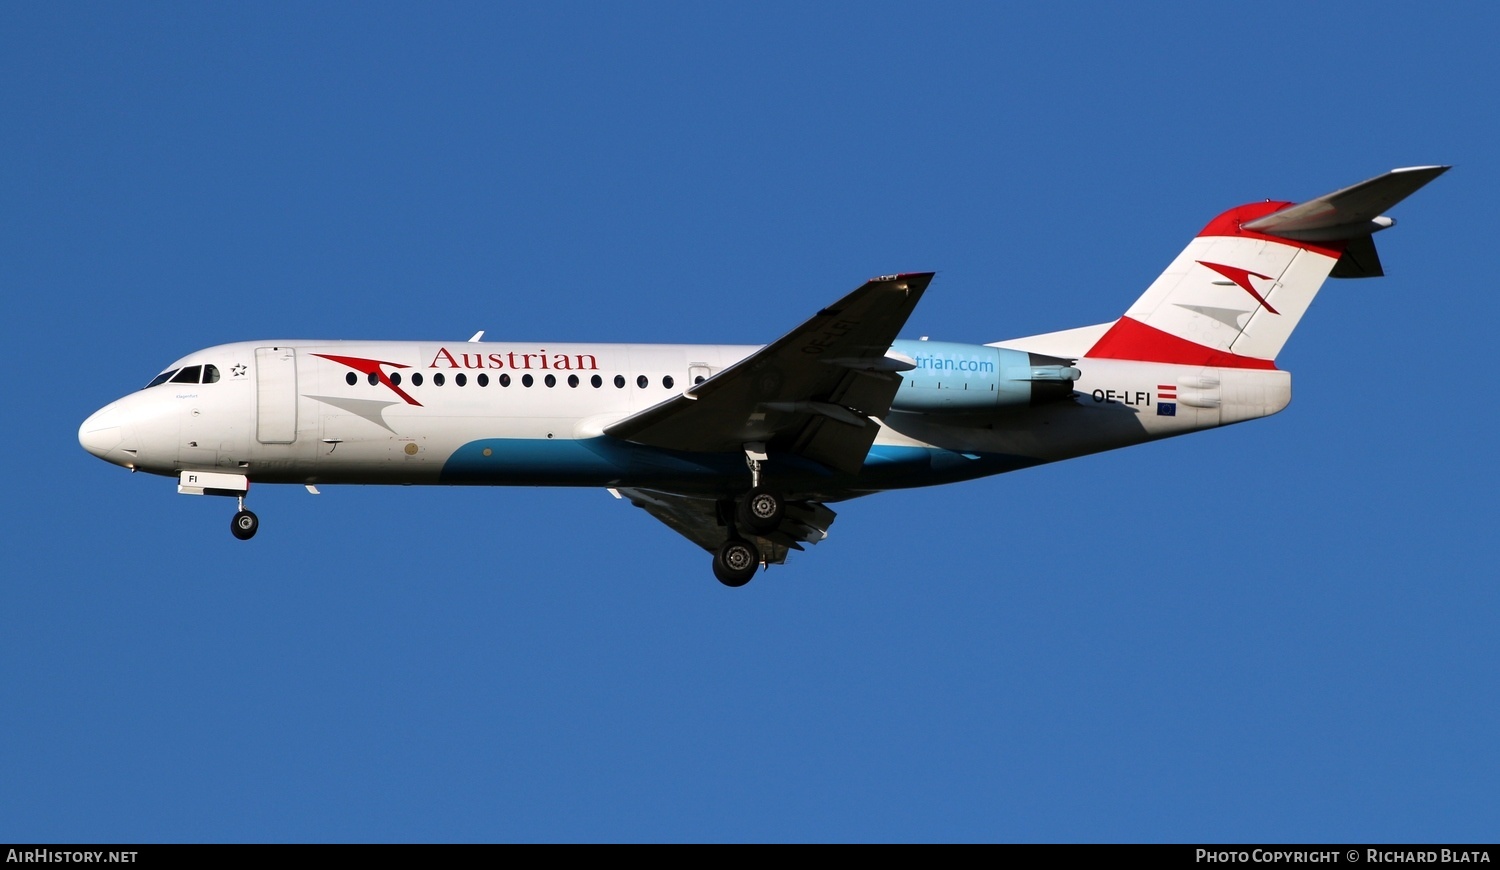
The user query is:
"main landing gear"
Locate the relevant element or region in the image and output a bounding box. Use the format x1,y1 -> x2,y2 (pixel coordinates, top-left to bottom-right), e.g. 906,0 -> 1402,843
713,538 -> 759,587
711,444 -> 787,588
740,486 -> 784,532
230,495 -> 259,541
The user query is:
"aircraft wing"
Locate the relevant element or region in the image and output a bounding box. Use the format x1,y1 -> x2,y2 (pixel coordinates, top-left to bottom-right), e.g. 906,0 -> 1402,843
615,487 -> 837,566
605,272 -> 933,473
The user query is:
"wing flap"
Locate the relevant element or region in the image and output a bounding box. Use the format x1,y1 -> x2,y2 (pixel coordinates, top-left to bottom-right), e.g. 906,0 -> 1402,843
617,487 -> 837,566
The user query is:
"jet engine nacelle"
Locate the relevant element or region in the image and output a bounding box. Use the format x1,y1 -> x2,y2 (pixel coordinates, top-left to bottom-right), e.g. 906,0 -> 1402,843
888,340 -> 1078,413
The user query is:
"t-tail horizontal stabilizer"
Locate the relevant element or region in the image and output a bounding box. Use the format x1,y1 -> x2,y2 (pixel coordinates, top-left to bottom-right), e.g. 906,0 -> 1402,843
1242,165 -> 1449,241
1246,165 -> 1449,279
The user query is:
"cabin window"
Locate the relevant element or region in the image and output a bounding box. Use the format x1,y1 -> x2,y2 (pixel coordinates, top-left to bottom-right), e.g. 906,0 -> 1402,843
478,373 -> 489,387
367,372 -> 379,386
591,375 -> 602,388
499,373 -> 511,387
522,374 -> 534,387
614,375 -> 626,389
411,372 -> 423,386
568,374 -> 579,388
434,373 -> 445,386
544,374 -> 556,388
390,372 -> 402,386
636,375 -> 648,389
345,372 -> 358,386
662,375 -> 674,389
456,373 -> 467,387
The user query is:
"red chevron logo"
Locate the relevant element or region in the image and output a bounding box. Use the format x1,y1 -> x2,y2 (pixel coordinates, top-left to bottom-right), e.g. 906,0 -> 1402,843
313,354 -> 422,406
1197,261 -> 1280,315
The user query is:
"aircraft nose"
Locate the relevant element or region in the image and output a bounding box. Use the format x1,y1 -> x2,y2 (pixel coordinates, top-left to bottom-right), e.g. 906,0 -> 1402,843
79,404 -> 132,464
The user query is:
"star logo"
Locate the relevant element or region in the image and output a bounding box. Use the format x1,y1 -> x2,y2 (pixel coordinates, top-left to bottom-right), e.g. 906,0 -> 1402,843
231,363 -> 247,378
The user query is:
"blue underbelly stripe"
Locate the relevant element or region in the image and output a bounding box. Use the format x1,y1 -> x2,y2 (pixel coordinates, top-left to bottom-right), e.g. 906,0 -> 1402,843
438,437 -> 1038,489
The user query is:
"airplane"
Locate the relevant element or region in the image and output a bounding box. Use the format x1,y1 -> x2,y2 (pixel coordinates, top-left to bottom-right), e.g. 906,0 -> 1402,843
79,166 -> 1447,586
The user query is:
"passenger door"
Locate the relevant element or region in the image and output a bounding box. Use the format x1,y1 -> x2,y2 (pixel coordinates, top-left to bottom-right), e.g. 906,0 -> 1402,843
255,347 -> 298,443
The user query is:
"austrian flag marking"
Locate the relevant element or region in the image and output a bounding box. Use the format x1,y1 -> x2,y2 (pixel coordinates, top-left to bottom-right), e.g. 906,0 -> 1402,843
1157,383 -> 1177,417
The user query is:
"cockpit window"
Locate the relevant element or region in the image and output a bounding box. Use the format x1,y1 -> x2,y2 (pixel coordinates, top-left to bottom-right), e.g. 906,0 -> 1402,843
171,365 -> 203,384
147,364 -> 219,388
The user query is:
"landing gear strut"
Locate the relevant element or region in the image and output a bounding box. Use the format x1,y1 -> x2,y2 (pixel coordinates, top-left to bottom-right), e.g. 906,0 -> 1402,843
737,443 -> 784,534
230,495 -> 258,540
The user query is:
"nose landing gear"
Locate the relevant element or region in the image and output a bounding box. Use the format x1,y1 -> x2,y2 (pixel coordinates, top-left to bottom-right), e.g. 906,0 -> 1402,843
230,495 -> 258,541
177,472 -> 259,541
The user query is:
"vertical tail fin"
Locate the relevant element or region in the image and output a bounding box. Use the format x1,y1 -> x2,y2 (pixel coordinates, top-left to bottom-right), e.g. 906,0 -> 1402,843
1087,166 -> 1448,368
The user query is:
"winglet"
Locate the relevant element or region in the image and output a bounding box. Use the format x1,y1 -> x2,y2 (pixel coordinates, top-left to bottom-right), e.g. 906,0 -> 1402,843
1242,165 -> 1450,242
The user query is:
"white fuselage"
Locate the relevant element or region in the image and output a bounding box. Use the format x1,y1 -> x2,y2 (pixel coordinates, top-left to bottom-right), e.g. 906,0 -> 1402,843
73,166 -> 1444,581
79,338 -> 1290,501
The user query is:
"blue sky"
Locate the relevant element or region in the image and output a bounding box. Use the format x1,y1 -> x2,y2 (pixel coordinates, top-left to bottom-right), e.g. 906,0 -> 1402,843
3,3 -> 1495,842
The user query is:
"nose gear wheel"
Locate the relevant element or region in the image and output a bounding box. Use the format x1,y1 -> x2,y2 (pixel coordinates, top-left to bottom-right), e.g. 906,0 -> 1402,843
231,509 -> 259,540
